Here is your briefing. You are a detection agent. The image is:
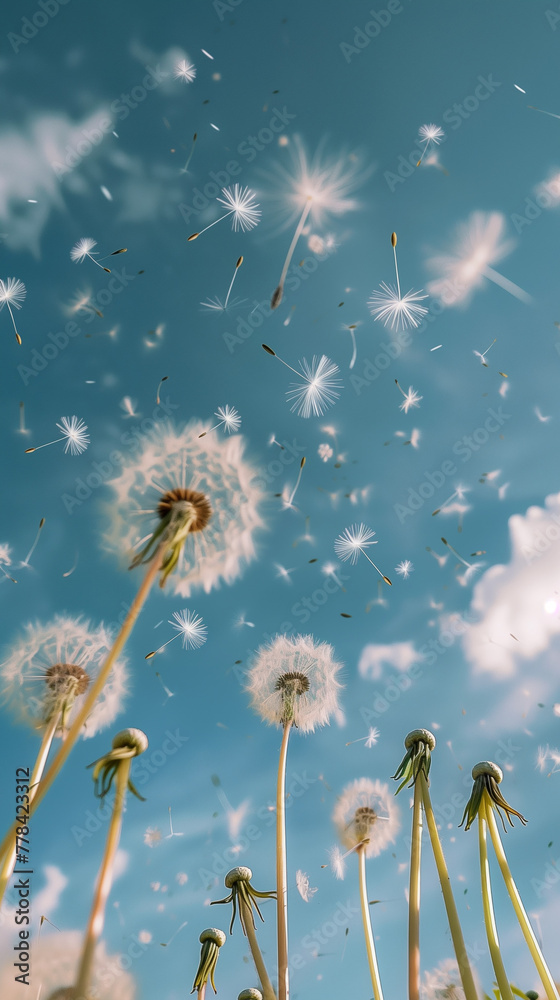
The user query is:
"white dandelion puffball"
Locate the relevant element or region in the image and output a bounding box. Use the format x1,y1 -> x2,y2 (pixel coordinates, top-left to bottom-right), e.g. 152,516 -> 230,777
420,958 -> 477,999
333,777 -> 400,858
0,615 -> 128,738
0,930 -> 136,1000
102,421 -> 265,597
246,633 -> 343,732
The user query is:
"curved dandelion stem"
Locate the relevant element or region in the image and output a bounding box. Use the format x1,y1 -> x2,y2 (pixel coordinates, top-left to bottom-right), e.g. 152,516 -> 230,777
362,549 -> 392,586
224,255 -> 243,309
418,772 -> 479,1000
87,252 -> 110,272
0,709 -> 60,903
478,798 -> 514,1000
0,545 -> 166,873
276,723 -> 291,1000
408,782 -> 422,1000
392,239 -> 401,300
6,303 -> 22,345
485,796 -> 560,1000
181,131 -> 198,174
239,894 -> 277,1000
271,198 -> 313,309
72,759 -> 131,1000
348,327 -> 357,370
357,844 -> 384,1000
416,140 -> 430,167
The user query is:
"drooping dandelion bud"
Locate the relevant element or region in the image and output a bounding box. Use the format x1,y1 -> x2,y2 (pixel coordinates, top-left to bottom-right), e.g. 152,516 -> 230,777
211,867 -> 276,935
191,927 -> 226,994
392,728 -> 436,793
88,728 -> 148,800
460,760 -> 527,832
239,991 -> 263,1000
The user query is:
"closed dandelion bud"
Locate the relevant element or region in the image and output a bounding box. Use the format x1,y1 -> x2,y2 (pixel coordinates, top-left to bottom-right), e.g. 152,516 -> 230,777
392,728 -> 436,792
191,927 -> 226,994
111,728 -> 148,755
239,991 -> 263,1000
212,867 -> 275,935
460,760 -> 526,832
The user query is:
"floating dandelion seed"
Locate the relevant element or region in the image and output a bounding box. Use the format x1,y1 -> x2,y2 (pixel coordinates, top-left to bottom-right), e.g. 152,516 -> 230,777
201,256 -> 245,313
295,870 -> 318,902
441,537 -> 471,569
286,457 -> 306,507
395,380 -> 423,414
25,416 -> 90,456
188,186 -> 261,240
417,124 -> 445,166
174,58 -> 196,82
318,443 -> 333,462
334,523 -> 391,585
369,233 -> 428,332
144,827 -> 162,848
342,322 -> 360,369
346,727 -> 380,748
0,278 -> 26,345
262,344 -> 342,418
180,131 -> 198,174
70,238 -> 111,272
21,516 -> 46,568
474,338 -> 497,367
0,544 -> 17,584
199,405 -> 242,438
426,211 -> 531,306
145,609 -> 207,658
395,560 -> 414,579
268,136 -> 365,308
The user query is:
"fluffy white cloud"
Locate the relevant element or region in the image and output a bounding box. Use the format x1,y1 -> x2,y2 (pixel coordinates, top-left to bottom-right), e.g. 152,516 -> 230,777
463,490 -> 560,677
358,640 -> 423,680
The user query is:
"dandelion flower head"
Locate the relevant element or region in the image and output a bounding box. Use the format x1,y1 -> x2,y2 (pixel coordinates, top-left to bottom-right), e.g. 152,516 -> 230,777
0,615 -> 128,738
246,633 -> 343,732
332,777 -> 400,858
102,420 -> 265,597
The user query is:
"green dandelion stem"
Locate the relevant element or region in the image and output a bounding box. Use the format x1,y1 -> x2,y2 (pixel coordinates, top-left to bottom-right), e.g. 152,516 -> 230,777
479,797 -> 514,1000
73,758 -> 131,1000
276,722 -> 291,1000
357,844 -> 384,1000
485,796 -> 560,1000
418,772 -> 479,1000
239,895 -> 277,1000
408,781 -> 423,1000
0,708 -> 61,904
0,544 -> 165,871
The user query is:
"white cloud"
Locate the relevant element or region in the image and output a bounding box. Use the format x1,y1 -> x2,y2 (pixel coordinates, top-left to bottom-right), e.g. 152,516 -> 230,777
34,864 -> 68,917
358,640 -> 423,680
462,490 -> 560,677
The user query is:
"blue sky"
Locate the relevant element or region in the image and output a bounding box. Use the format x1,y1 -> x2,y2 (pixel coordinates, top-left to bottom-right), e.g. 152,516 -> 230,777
2,0 -> 560,997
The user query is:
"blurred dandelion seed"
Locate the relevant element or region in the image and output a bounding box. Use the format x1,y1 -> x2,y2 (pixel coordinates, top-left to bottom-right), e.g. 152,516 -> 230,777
417,124 -> 445,166
180,132 -> 198,174
199,405 -> 242,438
346,727 -> 380,748
21,516 -> 46,568
368,233 -> 428,332
287,457 -> 306,507
0,277 -> 26,345
318,443 -> 333,462
70,238 -> 111,273
201,255 -> 245,313
334,523 -> 391,585
295,870 -> 318,902
342,322 -> 361,369
174,58 -> 196,82
262,344 -> 342,418
25,416 -> 90,456
395,380 -> 423,414
395,560 -> 414,579
145,609 -> 207,658
188,186 -> 261,240
156,376 -> 168,406
166,806 -> 184,838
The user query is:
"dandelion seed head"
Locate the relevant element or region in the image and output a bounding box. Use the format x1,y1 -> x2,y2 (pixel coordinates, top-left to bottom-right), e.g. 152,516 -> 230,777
144,827 -> 163,847
102,421 -> 265,597
418,124 -> 445,145
0,615 -> 128,737
286,355 -> 343,418
56,416 -> 90,455
396,560 -> 414,579
174,58 -> 196,82
368,282 -> 428,331
70,238 -> 98,263
295,869 -> 318,901
169,608 -> 208,649
334,523 -> 377,564
399,387 -> 423,414
246,633 -> 343,733
333,777 -> 400,858
217,185 -> 261,232
215,405 -> 242,434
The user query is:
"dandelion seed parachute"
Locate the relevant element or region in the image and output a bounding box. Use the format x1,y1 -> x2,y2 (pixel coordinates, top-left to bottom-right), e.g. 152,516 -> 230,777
0,277 -> 26,344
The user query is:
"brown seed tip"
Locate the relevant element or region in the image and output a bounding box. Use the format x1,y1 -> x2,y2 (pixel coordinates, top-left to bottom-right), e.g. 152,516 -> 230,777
198,432 -> 207,438
111,248 -> 127,255
25,447 -> 35,453
300,457 -> 306,468
39,518 -> 45,528
187,233 -> 199,241
270,284 -> 283,310
391,232 -> 397,247
103,267 -> 111,273
236,255 -> 243,268
16,333 -> 22,345
432,509 -> 440,516
145,651 -> 156,660
383,576 -> 392,586
262,344 -> 276,356
499,371 -> 508,378
416,159 -> 422,167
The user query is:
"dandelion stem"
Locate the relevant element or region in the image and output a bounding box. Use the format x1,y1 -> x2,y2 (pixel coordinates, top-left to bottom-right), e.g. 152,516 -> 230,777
239,894 -> 277,1000
478,798 -> 514,1000
485,796 -> 560,1000
276,723 -> 291,1000
0,545 -> 165,875
224,256 -> 243,309
271,199 -> 312,309
418,772 -> 479,1000
392,243 -> 401,300
357,844 -> 384,1000
197,985 -> 206,1000
7,303 -> 21,345
72,759 -> 130,1000
408,782 -> 422,1000
349,327 -> 357,370
0,709 -> 60,902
